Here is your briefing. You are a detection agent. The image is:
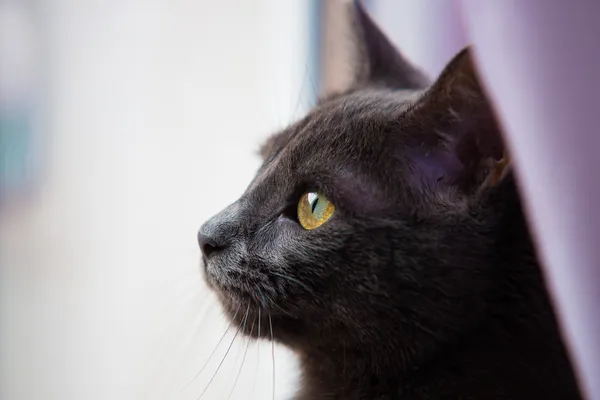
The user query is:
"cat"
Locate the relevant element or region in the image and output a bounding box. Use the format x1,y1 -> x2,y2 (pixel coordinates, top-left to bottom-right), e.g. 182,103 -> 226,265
197,2 -> 582,399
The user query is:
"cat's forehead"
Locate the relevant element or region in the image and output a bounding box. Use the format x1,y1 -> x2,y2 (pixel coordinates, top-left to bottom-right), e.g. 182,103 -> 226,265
261,88 -> 420,162
304,88 -> 419,137
247,89 -> 423,213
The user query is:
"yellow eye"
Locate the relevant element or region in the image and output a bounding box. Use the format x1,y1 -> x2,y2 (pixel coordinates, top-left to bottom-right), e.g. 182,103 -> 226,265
297,191 -> 335,230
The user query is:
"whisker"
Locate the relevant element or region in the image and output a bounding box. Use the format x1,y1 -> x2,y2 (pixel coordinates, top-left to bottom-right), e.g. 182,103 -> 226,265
251,308 -> 261,398
270,301 -> 292,318
269,313 -> 275,400
291,64 -> 309,121
270,271 -> 312,292
181,303 -> 241,391
149,288 -> 209,391
227,315 -> 256,400
256,287 -> 267,308
197,303 -> 250,399
258,288 -> 295,319
230,306 -> 251,367
305,61 -> 318,105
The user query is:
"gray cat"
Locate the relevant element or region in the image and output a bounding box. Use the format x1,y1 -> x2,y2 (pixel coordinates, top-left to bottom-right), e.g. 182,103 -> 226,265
198,3 -> 581,399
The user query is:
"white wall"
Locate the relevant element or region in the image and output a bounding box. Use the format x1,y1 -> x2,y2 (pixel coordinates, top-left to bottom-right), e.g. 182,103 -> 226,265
0,1 -> 315,399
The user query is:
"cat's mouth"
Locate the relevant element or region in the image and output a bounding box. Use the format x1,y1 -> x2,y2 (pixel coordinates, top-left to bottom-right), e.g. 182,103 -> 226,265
202,255 -> 290,318
204,261 -> 299,342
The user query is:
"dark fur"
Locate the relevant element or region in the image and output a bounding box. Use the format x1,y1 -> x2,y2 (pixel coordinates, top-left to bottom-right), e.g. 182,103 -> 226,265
198,3 -> 581,399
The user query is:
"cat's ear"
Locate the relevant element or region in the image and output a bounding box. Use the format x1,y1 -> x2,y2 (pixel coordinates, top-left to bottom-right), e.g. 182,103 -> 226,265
350,1 -> 429,89
325,1 -> 429,94
405,48 -> 511,195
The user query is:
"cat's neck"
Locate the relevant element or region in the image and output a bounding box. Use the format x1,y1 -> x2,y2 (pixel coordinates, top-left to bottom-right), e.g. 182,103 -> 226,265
295,286 -> 578,400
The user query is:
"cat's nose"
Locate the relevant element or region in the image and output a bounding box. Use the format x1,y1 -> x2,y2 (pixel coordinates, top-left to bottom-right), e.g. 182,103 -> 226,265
198,202 -> 241,259
198,219 -> 233,259
198,231 -> 220,258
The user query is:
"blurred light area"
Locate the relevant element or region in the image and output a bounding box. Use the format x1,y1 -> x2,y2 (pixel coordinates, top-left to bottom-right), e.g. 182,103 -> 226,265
0,0 -> 317,399
0,1 -> 43,204
371,0 -> 467,78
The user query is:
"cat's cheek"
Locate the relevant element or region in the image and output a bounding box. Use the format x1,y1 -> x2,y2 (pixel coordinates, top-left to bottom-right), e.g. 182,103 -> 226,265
275,214 -> 303,231
271,215 -> 310,250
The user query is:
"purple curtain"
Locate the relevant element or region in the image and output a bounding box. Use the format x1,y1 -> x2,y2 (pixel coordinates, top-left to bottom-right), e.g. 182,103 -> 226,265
459,2 -> 600,399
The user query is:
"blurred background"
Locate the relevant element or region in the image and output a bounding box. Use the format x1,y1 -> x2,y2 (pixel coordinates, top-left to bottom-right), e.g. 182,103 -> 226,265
11,0 -> 595,399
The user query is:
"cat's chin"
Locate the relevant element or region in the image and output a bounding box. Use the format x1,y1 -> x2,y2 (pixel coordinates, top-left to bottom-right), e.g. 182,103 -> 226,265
215,290 -> 305,344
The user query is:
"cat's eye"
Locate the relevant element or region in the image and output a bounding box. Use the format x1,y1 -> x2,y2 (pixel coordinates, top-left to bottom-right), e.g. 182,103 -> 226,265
297,191 -> 335,230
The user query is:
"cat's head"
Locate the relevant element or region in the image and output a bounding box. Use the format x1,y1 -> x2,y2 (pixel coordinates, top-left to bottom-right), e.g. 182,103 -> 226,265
199,2 -> 510,365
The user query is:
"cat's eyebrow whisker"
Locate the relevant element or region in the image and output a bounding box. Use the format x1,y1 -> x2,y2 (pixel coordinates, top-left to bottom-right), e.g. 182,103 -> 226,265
305,61 -> 318,105
269,312 -> 276,400
291,61 -> 312,122
270,271 -> 313,293
197,303 -> 250,400
181,303 -> 241,392
227,314 -> 256,400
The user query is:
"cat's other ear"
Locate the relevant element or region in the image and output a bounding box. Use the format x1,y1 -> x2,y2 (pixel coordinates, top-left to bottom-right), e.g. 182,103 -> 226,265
322,1 -> 429,95
404,48 -> 511,196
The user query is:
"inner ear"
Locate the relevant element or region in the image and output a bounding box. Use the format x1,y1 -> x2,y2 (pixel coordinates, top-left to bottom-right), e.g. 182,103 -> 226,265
404,48 -> 509,194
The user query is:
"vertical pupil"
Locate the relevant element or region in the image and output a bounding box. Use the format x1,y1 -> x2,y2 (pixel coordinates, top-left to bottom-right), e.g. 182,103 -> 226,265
311,197 -> 319,213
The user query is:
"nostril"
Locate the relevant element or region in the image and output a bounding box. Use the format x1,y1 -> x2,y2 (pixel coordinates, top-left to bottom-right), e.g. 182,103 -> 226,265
198,232 -> 220,258
203,241 -> 217,258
